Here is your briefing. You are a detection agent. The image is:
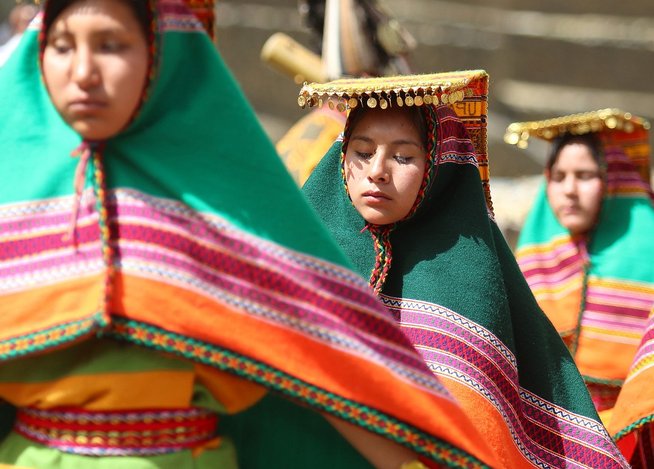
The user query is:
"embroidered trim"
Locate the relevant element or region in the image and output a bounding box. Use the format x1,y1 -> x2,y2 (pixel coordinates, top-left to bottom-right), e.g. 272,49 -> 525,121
0,315 -> 101,361
15,406 -> 218,456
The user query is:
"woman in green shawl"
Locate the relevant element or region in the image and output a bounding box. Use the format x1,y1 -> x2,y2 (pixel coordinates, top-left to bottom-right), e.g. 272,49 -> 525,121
300,72 -> 628,468
506,110 -> 654,427
0,0 -> 505,468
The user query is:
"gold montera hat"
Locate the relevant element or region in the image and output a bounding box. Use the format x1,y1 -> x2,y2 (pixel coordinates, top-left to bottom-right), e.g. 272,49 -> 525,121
505,109 -> 651,184
298,70 -> 494,214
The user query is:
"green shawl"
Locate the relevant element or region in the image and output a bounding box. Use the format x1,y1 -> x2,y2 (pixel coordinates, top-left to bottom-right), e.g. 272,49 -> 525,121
0,1 -> 496,468
510,112 -> 654,465
303,92 -> 627,467
514,115 -> 654,417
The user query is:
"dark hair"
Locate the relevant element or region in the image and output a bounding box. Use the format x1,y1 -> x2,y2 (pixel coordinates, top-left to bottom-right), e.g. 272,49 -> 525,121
345,105 -> 429,151
44,0 -> 150,38
546,133 -> 604,171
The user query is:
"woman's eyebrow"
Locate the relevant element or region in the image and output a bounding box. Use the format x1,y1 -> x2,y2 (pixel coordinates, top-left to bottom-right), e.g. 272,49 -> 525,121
350,135 -> 422,148
47,29 -> 70,39
350,135 -> 374,144
393,139 -> 422,148
89,27 -> 134,37
48,27 -> 129,38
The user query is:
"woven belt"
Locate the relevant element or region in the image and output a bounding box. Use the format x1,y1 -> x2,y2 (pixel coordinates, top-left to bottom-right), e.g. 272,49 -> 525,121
15,407 -> 218,456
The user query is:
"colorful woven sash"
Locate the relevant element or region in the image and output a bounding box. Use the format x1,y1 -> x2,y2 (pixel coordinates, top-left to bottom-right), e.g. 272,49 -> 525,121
14,407 -> 218,456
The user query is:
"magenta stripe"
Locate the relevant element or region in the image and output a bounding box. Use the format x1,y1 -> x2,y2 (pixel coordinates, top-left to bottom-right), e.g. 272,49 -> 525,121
584,301 -> 651,319
159,0 -> 204,21
517,242 -> 580,266
583,310 -> 648,327
0,191 -> 448,390
608,171 -> 648,182
0,224 -> 100,262
523,268 -> 579,288
0,243 -> 101,279
604,152 -> 653,194
581,318 -> 646,335
399,309 -> 515,372
607,176 -> 651,190
441,136 -> 474,144
520,251 -> 583,278
607,160 -> 640,171
588,287 -> 654,306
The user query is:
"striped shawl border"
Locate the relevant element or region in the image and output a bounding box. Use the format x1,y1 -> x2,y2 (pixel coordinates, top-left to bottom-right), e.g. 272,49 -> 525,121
111,189 -> 369,288
0,188 -> 370,290
380,295 -> 627,468
108,317 -> 489,469
1,188 -> 451,396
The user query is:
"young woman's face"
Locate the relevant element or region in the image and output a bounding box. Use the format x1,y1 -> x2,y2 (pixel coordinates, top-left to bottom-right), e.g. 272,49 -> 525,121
546,142 -> 604,236
344,108 -> 427,225
42,0 -> 148,141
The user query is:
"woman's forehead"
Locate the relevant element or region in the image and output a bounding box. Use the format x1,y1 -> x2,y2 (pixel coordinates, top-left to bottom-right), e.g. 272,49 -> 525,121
45,0 -> 147,36
553,144 -> 600,168
350,107 -> 423,131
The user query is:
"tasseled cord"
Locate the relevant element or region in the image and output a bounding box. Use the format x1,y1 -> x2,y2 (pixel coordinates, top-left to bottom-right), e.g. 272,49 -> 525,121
367,224 -> 393,295
64,141 -> 115,324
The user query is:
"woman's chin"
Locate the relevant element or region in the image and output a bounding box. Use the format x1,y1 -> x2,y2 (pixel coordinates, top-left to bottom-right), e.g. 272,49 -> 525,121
363,217 -> 399,226
70,121 -> 121,142
562,220 -> 592,236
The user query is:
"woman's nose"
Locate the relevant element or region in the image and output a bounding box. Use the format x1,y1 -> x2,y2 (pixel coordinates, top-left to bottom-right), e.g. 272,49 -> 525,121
72,49 -> 99,89
368,154 -> 389,182
562,175 -> 577,195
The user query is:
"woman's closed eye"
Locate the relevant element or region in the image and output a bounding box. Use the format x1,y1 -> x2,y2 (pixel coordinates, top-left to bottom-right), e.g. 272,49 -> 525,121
355,151 -> 373,160
549,171 -> 565,183
576,171 -> 601,180
394,155 -> 413,165
49,38 -> 73,54
98,38 -> 128,53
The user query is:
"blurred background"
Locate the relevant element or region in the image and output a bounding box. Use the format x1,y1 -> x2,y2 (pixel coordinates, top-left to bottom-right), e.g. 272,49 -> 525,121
2,0 -> 652,245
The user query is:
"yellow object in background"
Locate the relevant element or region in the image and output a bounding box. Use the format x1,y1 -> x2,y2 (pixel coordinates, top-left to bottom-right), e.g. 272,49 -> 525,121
276,107 -> 346,186
261,33 -> 327,84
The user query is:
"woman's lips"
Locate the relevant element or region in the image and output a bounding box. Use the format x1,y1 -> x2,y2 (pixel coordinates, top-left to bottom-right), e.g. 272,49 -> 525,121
561,205 -> 580,215
68,99 -> 107,114
362,191 -> 390,202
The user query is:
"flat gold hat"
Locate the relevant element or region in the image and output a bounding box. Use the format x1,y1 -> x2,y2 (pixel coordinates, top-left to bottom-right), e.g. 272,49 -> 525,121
504,108 -> 650,149
505,109 -> 651,184
297,70 -> 487,111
